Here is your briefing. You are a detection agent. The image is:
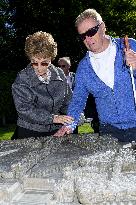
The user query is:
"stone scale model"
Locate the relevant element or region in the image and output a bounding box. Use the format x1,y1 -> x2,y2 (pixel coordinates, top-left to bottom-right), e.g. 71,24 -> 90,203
0,133 -> 136,205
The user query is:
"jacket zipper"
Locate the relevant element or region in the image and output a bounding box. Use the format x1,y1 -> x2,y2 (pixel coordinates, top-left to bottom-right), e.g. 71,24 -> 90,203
46,84 -> 54,132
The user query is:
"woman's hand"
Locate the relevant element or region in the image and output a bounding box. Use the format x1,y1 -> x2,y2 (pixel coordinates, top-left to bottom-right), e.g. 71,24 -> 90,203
53,125 -> 72,137
53,115 -> 74,125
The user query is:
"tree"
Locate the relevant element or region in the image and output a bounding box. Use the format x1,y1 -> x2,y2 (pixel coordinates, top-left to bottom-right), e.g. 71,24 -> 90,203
0,71 -> 16,126
98,0 -> 136,38
6,0 -> 136,71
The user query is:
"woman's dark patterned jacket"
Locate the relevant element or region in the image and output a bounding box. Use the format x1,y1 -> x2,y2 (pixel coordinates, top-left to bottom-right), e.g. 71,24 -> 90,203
12,64 -> 72,132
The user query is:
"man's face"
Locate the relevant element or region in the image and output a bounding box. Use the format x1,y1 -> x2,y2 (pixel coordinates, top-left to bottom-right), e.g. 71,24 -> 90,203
77,18 -> 105,53
58,60 -> 70,76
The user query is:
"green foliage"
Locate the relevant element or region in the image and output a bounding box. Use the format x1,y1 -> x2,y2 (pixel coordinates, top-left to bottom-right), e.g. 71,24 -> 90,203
0,124 -> 15,140
0,71 -> 17,124
102,0 -> 136,37
0,123 -> 92,140
78,123 -> 94,134
4,0 -> 136,69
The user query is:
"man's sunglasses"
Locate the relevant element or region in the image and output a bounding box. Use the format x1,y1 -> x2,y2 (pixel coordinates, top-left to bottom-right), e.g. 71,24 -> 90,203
79,23 -> 102,41
59,65 -> 66,68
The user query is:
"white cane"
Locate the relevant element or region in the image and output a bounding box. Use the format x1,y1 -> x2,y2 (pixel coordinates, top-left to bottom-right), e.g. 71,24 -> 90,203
130,66 -> 136,104
124,36 -> 136,104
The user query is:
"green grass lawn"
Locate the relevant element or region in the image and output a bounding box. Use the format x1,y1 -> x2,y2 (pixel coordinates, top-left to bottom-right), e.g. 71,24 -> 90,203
0,123 -> 94,141
78,123 -> 94,134
0,124 -> 16,141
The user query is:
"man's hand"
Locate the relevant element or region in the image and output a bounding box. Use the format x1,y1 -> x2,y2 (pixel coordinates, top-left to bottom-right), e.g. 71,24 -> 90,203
53,125 -> 72,137
53,115 -> 74,125
125,49 -> 136,69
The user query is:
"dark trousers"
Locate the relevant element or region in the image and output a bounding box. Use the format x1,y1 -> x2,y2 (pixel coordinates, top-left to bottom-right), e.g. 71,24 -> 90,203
11,126 -> 58,140
99,124 -> 136,143
73,126 -> 78,134
84,93 -> 99,133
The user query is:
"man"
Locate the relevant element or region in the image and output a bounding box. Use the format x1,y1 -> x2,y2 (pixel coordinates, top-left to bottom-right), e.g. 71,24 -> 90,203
58,56 -> 85,131
58,57 -> 99,133
58,57 -> 75,90
54,9 -> 136,142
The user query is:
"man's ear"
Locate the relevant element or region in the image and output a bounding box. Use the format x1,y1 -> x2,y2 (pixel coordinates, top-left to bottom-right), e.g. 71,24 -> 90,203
105,26 -> 107,32
101,22 -> 106,32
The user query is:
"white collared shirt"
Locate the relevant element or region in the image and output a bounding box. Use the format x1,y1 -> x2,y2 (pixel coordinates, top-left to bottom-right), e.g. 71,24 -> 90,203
89,38 -> 116,89
37,69 -> 51,84
66,75 -> 73,89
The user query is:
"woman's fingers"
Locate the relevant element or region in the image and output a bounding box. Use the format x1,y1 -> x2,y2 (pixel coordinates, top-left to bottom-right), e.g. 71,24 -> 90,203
53,126 -> 72,137
62,115 -> 74,124
53,115 -> 74,124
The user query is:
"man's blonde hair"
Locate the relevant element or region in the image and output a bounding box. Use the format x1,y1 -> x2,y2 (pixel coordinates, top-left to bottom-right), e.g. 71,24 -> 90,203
25,31 -> 57,60
75,8 -> 103,28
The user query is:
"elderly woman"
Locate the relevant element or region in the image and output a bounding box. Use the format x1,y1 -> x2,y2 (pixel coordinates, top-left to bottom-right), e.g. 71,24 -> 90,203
12,31 -> 73,139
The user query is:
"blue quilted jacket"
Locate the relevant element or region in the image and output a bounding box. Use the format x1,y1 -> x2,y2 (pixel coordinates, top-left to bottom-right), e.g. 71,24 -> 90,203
67,37 -> 136,130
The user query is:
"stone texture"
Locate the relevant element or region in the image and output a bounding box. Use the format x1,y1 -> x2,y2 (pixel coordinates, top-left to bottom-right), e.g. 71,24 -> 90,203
0,134 -> 135,204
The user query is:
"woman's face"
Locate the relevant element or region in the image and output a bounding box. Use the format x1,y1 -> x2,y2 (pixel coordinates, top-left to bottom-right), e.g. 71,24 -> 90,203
31,57 -> 51,76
